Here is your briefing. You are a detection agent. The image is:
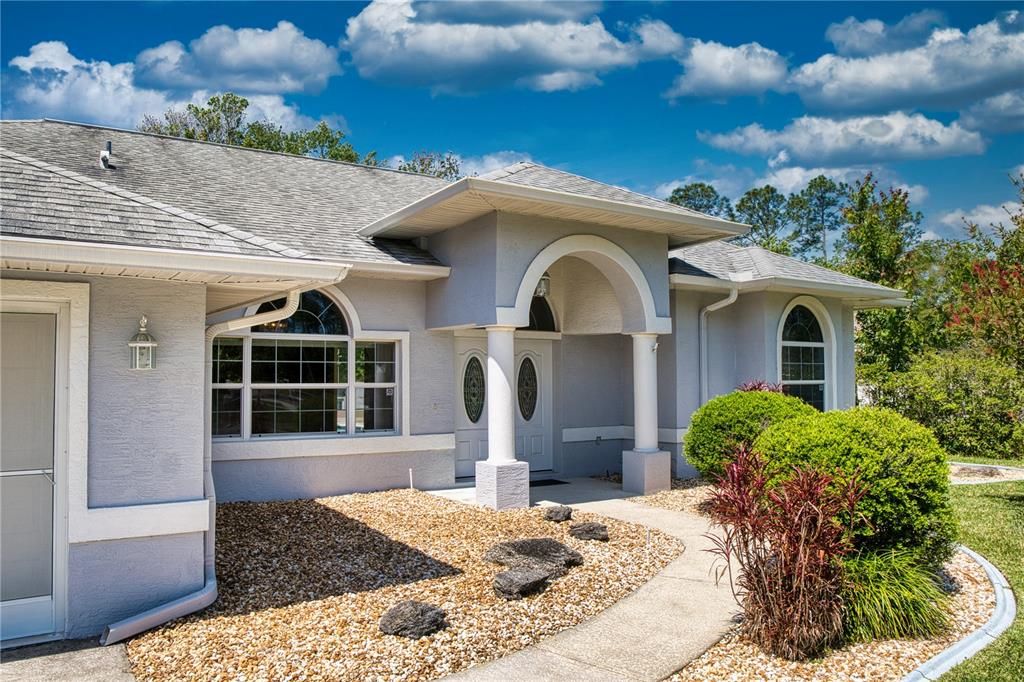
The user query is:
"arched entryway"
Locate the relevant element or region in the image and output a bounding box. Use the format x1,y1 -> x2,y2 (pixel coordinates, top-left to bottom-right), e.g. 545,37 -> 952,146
475,235 -> 673,509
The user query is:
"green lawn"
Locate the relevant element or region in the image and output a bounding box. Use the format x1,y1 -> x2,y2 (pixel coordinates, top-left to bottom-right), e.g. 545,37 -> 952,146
948,455 -> 1024,469
942,481 -> 1024,682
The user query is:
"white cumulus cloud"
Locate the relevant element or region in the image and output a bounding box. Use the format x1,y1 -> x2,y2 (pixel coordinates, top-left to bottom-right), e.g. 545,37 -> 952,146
699,112 -> 985,165
959,89 -> 1024,132
342,0 -> 682,94
665,39 -> 787,99
460,150 -> 533,176
135,21 -> 340,94
939,201 -> 1022,230
790,12 -> 1024,111
825,10 -> 946,56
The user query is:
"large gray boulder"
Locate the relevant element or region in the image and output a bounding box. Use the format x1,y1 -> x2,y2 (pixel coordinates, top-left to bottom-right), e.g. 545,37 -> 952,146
379,601 -> 447,638
569,521 -> 609,542
493,567 -> 551,600
484,538 -> 583,577
544,505 -> 573,523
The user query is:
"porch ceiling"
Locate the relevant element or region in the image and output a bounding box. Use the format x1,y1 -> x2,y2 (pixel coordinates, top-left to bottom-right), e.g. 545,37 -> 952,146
358,178 -> 748,247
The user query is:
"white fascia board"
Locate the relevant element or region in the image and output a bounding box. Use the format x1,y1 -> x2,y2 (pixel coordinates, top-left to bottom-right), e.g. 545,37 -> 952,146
347,259 -> 451,280
357,177 -> 749,239
1,236 -> 350,281
670,272 -> 905,303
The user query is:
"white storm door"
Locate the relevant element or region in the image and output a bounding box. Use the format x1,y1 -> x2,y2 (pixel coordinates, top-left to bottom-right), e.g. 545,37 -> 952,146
454,339 -> 488,478
1,309 -> 63,642
515,339 -> 553,471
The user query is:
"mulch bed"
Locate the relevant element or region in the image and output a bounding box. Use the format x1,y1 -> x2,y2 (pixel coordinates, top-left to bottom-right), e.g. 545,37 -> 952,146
126,489 -> 682,681
669,550 -> 995,681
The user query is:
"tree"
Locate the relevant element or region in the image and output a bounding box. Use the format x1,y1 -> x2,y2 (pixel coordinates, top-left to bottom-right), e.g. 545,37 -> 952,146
397,151 -> 462,180
836,174 -> 924,373
786,175 -> 847,263
734,185 -> 793,255
947,174 -> 1024,370
666,182 -> 734,219
139,92 -> 370,165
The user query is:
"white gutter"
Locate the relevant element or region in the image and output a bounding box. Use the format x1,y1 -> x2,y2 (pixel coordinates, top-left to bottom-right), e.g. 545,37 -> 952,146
699,286 -> 739,406
100,276 -> 347,645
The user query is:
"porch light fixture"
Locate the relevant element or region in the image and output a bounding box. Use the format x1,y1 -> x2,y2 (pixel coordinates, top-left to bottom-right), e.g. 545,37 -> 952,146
128,315 -> 158,370
533,271 -> 551,298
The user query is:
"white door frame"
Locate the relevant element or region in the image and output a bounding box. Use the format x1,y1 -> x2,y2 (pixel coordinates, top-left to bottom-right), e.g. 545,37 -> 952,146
454,341 -> 488,478
0,298 -> 70,645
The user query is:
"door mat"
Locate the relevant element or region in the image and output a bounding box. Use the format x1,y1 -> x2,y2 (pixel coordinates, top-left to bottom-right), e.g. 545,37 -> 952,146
529,479 -> 569,487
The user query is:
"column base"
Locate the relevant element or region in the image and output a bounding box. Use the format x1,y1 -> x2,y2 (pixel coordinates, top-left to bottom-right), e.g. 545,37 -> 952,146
475,460 -> 530,510
622,449 -> 671,495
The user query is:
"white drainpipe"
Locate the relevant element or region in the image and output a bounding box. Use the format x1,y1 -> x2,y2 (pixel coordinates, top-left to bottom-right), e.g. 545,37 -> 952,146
101,275 -> 347,645
698,286 -> 739,406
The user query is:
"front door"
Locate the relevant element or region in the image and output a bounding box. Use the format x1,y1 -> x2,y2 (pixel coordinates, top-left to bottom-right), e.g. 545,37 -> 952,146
1,308 -> 63,642
454,336 -> 553,478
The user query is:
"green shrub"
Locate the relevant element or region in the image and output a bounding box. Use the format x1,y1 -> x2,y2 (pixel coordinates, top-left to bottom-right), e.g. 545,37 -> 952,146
754,407 -> 956,568
842,550 -> 950,642
685,390 -> 816,477
875,349 -> 1024,461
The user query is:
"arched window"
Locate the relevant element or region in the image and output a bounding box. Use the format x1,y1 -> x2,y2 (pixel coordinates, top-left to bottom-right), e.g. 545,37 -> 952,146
780,304 -> 826,410
526,296 -> 557,332
211,289 -> 398,439
252,290 -> 348,335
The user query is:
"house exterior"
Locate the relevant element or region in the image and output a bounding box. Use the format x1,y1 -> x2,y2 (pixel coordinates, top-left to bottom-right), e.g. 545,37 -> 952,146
0,119 -> 906,645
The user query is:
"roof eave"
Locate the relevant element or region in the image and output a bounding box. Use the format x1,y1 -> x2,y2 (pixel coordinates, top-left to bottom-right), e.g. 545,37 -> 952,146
670,272 -> 906,304
1,235 -> 350,284
357,177 -> 750,243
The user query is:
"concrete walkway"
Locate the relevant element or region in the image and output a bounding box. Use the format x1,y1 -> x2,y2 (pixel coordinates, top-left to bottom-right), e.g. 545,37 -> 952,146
0,638 -> 134,681
435,479 -> 738,681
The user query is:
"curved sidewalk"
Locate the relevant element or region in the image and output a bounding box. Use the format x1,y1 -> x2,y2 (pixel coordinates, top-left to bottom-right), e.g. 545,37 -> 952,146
444,488 -> 738,681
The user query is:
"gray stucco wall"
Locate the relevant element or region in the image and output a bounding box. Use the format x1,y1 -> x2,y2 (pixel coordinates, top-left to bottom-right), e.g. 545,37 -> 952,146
67,532 -> 204,638
425,213 -> 498,329
88,278 -> 206,506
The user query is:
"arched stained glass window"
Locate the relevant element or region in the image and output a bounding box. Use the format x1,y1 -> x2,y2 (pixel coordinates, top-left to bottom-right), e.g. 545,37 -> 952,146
252,290 -> 348,335
518,357 -> 538,421
526,296 -> 557,332
463,356 -> 485,423
780,305 -> 826,410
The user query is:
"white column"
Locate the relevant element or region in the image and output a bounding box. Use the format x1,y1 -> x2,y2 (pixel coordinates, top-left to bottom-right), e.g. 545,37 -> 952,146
623,332 -> 670,495
486,326 -> 516,463
476,326 -> 529,509
632,333 -> 659,452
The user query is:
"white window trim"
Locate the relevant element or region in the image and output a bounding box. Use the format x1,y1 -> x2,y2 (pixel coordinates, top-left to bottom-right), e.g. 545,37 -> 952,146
212,289 -> 411,441
0,279 -> 207,547
776,295 -> 837,411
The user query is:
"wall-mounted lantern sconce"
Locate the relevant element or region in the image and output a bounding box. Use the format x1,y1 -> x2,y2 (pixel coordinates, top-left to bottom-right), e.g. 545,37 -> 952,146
128,315 -> 158,370
533,271 -> 551,298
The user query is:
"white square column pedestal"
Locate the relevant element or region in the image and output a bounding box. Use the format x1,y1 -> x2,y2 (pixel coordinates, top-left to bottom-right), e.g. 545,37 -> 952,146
476,459 -> 530,510
622,449 -> 671,495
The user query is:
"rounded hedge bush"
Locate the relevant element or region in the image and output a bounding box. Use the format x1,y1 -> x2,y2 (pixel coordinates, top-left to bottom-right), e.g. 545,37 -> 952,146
685,390 -> 816,478
754,407 -> 956,568
875,349 -> 1024,461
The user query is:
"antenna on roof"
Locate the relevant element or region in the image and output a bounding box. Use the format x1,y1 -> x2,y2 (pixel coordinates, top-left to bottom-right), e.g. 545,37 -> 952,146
100,141 -> 112,169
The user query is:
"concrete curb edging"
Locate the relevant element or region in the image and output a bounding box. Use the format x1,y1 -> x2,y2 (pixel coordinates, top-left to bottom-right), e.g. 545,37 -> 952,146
902,545 -> 1016,681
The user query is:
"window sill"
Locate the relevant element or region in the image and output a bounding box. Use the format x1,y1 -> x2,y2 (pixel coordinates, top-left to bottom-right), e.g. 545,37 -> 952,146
212,432 -> 456,462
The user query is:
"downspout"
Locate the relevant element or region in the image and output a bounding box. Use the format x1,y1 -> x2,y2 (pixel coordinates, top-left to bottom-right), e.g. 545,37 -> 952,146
101,275 -> 347,645
698,286 -> 739,406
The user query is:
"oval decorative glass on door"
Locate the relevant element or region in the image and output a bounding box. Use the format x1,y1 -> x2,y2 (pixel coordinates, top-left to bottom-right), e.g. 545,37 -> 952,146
517,357 -> 538,421
463,356 -> 485,423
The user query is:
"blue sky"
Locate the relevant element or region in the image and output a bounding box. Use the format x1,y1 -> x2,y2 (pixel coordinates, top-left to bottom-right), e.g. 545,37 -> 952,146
2,1 -> 1022,239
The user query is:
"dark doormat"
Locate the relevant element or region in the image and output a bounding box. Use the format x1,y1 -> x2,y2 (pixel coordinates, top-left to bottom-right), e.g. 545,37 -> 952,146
529,479 -> 569,487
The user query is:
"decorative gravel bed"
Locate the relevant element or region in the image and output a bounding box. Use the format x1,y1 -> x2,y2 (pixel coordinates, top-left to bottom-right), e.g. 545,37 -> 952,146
633,477 -> 714,516
126,489 -> 682,682
668,550 -> 996,682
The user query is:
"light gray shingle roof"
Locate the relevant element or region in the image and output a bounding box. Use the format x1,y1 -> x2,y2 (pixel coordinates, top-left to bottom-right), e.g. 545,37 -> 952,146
480,162 -> 732,223
670,240 -> 903,296
1,149 -> 307,259
0,120 -> 447,266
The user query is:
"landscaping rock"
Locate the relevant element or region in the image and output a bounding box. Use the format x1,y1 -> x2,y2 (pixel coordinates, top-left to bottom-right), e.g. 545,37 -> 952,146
544,505 -> 573,522
379,600 -> 447,638
493,567 -> 551,600
484,538 -> 583,577
569,521 -> 609,542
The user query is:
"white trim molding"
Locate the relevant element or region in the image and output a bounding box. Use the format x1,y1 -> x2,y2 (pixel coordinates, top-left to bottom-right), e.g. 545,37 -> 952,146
562,426 -> 687,444
213,433 -> 455,462
777,295 -> 838,411
496,234 -> 673,335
